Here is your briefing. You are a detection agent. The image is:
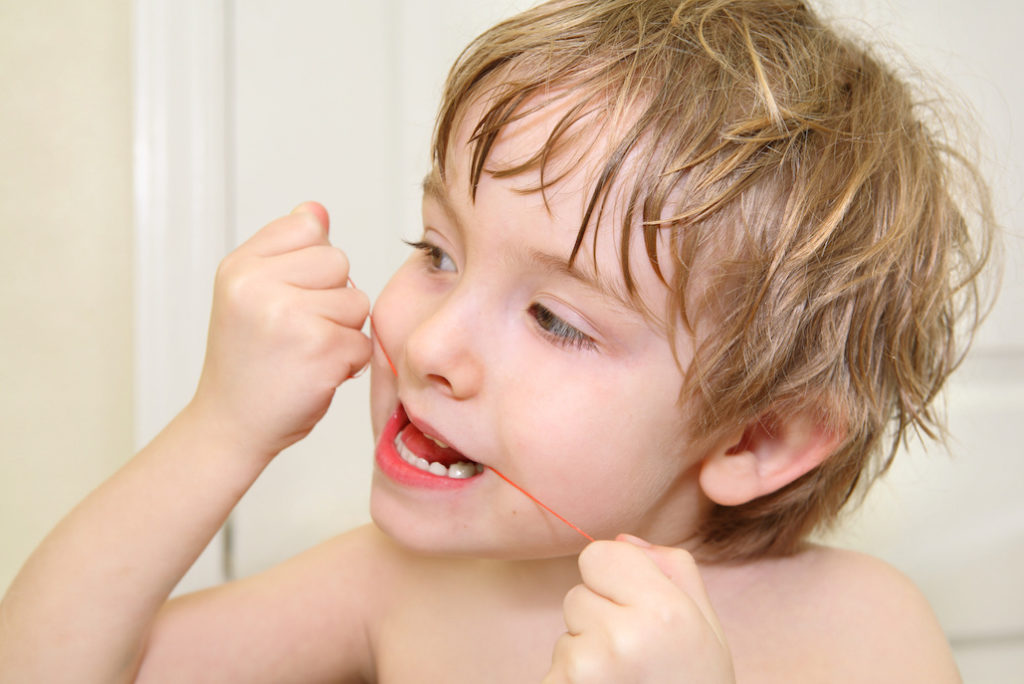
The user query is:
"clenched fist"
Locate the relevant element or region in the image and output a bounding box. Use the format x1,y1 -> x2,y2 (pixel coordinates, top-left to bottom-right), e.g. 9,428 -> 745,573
545,535 -> 735,684
190,202 -> 373,462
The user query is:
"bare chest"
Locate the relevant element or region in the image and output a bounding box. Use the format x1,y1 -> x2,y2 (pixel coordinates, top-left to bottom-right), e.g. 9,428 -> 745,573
371,595 -> 565,684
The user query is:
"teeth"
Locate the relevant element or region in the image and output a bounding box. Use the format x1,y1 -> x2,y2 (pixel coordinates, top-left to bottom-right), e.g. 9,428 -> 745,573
395,434 -> 480,479
427,435 -> 449,449
447,462 -> 477,479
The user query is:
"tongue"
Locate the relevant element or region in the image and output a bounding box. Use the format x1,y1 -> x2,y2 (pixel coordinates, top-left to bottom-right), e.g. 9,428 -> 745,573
398,423 -> 471,467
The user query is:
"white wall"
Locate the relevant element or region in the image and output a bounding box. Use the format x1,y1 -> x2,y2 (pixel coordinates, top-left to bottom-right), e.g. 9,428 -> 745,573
0,0 -> 133,592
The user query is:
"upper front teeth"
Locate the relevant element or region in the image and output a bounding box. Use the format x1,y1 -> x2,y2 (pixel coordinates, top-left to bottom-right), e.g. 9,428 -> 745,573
395,434 -> 482,479
427,435 -> 449,449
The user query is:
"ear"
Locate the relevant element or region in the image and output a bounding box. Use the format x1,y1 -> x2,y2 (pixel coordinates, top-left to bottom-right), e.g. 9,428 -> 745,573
699,412 -> 842,507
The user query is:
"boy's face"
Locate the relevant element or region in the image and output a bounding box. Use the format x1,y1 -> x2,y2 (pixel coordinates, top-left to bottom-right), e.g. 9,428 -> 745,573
368,101 -> 710,558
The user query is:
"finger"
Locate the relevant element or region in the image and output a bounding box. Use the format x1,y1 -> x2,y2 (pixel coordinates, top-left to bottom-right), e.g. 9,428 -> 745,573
577,540 -> 663,606
266,245 -> 352,289
561,583 -> 617,637
545,630 -> 609,684
309,325 -> 373,386
305,287 -> 371,329
542,632 -> 576,684
291,201 -> 329,232
621,537 -> 729,645
331,328 -> 374,382
578,539 -> 708,615
243,208 -> 330,257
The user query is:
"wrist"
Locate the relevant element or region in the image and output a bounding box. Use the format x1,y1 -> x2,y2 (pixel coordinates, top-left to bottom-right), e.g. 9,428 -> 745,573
176,394 -> 281,467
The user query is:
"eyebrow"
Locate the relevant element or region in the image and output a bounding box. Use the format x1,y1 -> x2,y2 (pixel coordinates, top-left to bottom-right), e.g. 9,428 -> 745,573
422,171 -> 463,234
421,170 -> 639,313
526,249 -> 638,313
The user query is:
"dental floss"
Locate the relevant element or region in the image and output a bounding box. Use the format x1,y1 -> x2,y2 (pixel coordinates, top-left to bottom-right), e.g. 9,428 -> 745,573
368,315 -> 398,377
348,277 -> 398,376
349,276 -> 595,543
486,466 -> 596,542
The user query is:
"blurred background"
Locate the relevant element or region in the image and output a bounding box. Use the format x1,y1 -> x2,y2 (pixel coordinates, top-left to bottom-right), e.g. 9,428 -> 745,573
1,0 -> 1021,680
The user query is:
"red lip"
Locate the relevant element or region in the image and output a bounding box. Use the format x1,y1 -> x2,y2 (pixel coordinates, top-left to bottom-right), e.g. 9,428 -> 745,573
374,404 -> 482,490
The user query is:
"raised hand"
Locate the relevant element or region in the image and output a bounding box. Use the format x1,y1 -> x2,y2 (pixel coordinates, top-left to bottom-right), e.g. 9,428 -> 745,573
544,535 -> 735,684
191,201 -> 372,461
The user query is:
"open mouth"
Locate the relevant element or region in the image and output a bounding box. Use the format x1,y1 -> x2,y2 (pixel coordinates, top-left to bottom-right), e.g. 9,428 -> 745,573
391,405 -> 483,481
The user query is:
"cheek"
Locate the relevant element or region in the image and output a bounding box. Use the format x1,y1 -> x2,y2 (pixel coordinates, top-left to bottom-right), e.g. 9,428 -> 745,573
370,257 -> 441,362
367,270 -> 414,437
525,371 -> 691,479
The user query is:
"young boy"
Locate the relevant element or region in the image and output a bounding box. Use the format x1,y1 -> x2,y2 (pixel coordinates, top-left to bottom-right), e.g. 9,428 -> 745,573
0,0 -> 994,681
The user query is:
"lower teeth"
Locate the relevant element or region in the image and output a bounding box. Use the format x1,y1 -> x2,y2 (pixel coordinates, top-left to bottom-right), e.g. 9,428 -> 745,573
395,435 -> 482,479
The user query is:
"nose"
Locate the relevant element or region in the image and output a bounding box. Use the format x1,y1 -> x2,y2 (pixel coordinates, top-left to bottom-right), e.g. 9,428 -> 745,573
403,290 -> 485,399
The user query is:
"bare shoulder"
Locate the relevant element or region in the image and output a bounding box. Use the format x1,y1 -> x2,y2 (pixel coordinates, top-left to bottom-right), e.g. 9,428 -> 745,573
140,524 -> 402,683
710,545 -> 961,683
802,545 -> 960,681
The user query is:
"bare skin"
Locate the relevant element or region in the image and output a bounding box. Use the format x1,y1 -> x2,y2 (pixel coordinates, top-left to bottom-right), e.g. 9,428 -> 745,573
130,524 -> 959,683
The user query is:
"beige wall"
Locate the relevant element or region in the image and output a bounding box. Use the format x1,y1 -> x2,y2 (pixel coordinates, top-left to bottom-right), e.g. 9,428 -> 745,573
0,1 -> 133,592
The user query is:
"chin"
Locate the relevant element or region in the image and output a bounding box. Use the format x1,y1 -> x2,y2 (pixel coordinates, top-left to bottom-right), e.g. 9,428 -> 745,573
369,486 -> 589,561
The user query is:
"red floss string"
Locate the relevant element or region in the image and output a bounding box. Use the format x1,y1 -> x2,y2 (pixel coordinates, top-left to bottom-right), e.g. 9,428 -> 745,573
349,277 -> 595,543
486,466 -> 595,542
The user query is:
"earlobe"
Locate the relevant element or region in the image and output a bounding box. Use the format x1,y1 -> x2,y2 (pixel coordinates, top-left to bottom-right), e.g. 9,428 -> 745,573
699,413 -> 842,507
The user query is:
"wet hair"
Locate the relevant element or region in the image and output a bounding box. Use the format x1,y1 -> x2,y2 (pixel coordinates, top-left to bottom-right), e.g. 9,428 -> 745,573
431,0 -> 997,559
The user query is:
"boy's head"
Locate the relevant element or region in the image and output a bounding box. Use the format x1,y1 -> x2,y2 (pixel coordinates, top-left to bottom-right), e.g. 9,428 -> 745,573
429,0 -> 995,559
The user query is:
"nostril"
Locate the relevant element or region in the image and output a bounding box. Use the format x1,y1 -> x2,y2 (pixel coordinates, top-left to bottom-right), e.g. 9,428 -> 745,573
426,373 -> 452,389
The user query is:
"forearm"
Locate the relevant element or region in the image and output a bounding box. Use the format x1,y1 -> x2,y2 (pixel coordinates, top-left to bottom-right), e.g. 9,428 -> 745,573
0,402 -> 271,683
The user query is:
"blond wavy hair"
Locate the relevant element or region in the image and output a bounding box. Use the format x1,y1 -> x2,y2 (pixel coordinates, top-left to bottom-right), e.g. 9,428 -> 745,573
432,0 -> 997,559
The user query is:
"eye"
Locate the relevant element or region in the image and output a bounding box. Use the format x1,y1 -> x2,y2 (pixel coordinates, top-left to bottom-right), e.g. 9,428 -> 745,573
405,239 -> 456,273
529,303 -> 596,351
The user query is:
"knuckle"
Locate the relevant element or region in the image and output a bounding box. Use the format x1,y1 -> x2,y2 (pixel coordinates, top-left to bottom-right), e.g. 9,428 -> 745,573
338,287 -> 371,325
348,331 -> 373,364
609,626 -> 644,661
661,546 -> 698,582
665,546 -> 696,567
215,251 -> 244,286
265,295 -> 302,336
330,247 -> 351,276
330,331 -> 372,380
351,288 -> 371,319
657,597 -> 703,638
293,212 -> 326,243
577,539 -> 615,573
562,583 -> 587,613
564,649 -> 605,684
219,265 -> 261,311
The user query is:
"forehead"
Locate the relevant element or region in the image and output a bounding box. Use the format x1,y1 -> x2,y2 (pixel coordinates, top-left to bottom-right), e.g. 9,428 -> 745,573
429,96 -> 677,327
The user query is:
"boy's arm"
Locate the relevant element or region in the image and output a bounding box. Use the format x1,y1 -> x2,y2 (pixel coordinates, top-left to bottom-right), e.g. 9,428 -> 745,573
0,203 -> 373,683
137,524 -> 385,684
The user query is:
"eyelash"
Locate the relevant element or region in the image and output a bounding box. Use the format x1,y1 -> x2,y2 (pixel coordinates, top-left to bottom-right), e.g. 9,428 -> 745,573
405,239 -> 455,273
529,303 -> 596,351
405,239 -> 596,352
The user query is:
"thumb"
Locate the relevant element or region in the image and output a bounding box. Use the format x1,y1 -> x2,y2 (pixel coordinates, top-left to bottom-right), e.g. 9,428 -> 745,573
616,534 -> 702,590
291,201 -> 330,234
616,533 -> 727,644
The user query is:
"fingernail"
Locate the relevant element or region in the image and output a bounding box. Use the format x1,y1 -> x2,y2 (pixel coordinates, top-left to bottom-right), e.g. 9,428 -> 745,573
616,533 -> 652,548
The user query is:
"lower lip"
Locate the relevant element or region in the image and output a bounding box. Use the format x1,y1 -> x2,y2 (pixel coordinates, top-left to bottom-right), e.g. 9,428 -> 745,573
374,405 -> 482,491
